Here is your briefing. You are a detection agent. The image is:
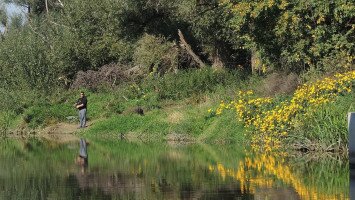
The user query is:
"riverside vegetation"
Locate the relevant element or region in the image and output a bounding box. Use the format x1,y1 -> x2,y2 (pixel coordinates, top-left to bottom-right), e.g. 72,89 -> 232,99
0,0 -> 353,153
0,68 -> 354,154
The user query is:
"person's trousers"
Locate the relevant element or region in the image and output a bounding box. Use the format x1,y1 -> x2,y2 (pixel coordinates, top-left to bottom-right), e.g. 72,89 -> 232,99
79,109 -> 87,128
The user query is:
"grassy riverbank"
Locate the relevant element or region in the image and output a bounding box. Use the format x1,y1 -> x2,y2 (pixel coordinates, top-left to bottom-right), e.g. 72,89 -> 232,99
1,69 -> 354,152
0,69 -> 247,144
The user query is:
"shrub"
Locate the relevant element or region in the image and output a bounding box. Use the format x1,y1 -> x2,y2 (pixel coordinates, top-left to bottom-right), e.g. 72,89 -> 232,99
262,72 -> 299,96
133,34 -> 178,75
22,100 -> 75,128
0,89 -> 40,114
212,70 -> 355,151
71,63 -> 129,90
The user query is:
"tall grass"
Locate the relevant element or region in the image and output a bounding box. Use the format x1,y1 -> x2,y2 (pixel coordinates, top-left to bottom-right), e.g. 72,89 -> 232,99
0,111 -> 15,137
291,92 -> 355,151
141,68 -> 242,100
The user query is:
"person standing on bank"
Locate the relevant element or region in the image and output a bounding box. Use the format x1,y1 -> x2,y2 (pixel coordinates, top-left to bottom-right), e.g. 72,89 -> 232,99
76,92 -> 87,128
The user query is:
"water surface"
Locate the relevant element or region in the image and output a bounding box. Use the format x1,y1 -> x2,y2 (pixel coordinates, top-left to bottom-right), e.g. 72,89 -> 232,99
0,139 -> 349,199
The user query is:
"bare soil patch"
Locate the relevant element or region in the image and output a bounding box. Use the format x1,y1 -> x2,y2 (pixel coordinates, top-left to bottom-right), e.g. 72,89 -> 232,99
38,123 -> 80,143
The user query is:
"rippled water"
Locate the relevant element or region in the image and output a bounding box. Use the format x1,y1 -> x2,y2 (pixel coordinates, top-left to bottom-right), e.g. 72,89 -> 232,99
0,139 -> 349,199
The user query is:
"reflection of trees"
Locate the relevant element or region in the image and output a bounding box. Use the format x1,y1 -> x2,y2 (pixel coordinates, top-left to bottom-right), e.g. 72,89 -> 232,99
209,154 -> 348,200
67,147 -> 255,199
2,140 -> 347,199
67,171 -> 145,199
149,149 -> 255,199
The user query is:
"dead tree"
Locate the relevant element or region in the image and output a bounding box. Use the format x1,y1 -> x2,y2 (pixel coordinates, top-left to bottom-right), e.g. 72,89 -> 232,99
178,29 -> 206,69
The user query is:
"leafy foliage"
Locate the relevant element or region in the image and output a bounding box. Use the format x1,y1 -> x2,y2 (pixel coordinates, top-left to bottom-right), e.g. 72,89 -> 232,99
133,34 -> 178,75
220,0 -> 354,73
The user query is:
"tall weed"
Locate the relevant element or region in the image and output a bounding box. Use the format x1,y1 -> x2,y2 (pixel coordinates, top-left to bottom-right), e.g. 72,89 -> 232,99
0,111 -> 15,137
142,68 -> 242,100
293,93 -> 355,148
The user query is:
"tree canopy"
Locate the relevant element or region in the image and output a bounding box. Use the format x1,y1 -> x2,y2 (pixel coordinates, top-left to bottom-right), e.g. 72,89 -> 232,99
0,0 -> 353,91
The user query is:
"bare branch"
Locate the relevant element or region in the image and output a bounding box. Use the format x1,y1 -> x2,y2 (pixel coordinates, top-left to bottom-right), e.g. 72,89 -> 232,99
56,0 -> 64,7
45,0 -> 49,14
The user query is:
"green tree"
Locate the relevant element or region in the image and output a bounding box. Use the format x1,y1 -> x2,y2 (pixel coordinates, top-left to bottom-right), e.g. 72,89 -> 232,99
5,0 -> 64,16
220,0 -> 354,73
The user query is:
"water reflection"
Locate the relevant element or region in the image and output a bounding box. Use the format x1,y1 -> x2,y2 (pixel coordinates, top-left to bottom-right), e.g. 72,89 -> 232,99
209,153 -> 348,200
0,139 -> 349,199
75,138 -> 88,173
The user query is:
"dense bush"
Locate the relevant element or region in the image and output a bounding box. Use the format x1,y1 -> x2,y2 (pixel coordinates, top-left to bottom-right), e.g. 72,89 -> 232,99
262,72 -> 299,96
212,70 -> 355,151
133,34 -> 179,75
0,27 -> 61,91
22,101 -> 75,128
221,0 -> 354,73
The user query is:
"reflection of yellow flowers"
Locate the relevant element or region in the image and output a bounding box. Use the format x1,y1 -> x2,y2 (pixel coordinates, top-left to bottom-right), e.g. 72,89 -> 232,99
209,153 -> 347,200
208,70 -> 355,151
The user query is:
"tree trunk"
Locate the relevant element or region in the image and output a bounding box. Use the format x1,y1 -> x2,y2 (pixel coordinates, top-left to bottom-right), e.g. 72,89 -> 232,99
178,29 -> 206,68
212,49 -> 223,69
251,49 -> 262,75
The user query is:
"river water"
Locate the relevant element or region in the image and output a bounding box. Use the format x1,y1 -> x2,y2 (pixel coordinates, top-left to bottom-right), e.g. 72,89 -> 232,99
0,139 -> 349,199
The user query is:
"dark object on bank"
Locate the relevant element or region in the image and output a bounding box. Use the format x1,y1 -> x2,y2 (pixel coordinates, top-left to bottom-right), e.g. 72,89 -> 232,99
299,147 -> 308,153
119,132 -> 125,140
23,114 -> 32,123
135,107 -> 144,116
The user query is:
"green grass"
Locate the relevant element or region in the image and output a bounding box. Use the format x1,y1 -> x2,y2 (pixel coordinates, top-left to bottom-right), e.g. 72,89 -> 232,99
200,109 -> 246,144
82,98 -> 246,144
290,91 -> 355,151
86,112 -> 168,135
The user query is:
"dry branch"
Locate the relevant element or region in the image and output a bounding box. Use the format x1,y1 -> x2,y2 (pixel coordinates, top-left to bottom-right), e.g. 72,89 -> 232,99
178,29 -> 206,68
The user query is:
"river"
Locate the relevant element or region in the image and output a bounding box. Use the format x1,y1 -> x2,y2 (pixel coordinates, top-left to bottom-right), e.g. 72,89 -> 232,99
0,139 -> 349,199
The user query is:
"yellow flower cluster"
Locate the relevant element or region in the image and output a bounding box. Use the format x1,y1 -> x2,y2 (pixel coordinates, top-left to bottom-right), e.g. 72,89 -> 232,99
208,153 -> 347,200
210,70 -> 355,151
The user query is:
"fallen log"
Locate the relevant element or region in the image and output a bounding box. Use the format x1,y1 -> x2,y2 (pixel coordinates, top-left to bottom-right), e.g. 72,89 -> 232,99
178,29 -> 206,68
